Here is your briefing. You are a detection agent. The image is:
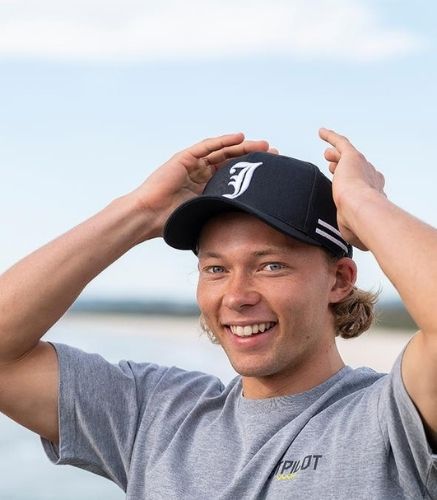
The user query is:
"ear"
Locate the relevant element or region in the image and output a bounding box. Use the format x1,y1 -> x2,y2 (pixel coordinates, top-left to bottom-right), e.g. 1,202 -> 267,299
329,257 -> 357,304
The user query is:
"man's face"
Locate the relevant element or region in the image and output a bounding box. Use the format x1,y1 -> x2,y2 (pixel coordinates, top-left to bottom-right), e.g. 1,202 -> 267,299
197,212 -> 342,395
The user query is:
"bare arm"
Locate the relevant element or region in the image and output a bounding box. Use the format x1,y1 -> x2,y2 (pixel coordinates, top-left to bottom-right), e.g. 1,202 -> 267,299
0,133 -> 271,443
320,128 -> 437,446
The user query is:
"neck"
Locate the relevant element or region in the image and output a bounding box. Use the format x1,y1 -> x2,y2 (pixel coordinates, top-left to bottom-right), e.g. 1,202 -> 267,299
241,342 -> 345,399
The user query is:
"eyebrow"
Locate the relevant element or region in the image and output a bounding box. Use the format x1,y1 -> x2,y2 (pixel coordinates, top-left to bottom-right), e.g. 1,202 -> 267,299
252,249 -> 287,257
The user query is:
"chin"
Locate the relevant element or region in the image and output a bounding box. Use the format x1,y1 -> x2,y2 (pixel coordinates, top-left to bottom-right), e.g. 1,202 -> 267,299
229,360 -> 279,378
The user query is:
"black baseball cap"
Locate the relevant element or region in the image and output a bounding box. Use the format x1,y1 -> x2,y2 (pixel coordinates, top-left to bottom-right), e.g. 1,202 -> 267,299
163,152 -> 352,258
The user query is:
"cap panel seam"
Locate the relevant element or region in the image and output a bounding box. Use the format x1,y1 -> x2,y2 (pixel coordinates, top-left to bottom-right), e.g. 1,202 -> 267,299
304,164 -> 318,231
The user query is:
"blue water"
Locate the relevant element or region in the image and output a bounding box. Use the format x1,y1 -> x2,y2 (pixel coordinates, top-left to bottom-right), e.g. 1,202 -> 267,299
0,313 -> 236,499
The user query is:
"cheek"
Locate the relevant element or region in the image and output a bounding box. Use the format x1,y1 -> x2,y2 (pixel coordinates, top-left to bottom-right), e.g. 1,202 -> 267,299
196,281 -> 217,318
299,283 -> 333,323
278,279 -> 331,316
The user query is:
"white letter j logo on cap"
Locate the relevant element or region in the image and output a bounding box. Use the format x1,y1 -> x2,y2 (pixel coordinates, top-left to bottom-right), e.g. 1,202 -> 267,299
223,162 -> 263,199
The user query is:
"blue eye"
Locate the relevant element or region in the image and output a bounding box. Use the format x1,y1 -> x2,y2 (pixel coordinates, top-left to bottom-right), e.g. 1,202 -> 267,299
264,262 -> 284,271
207,266 -> 225,273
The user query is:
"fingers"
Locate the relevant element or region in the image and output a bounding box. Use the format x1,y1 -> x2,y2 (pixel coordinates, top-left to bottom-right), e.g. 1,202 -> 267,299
205,139 -> 270,167
320,128 -> 386,197
320,128 -> 369,167
184,134 -> 270,173
188,133 -> 246,160
323,147 -> 340,174
324,147 -> 340,163
238,139 -> 270,155
319,127 -> 352,153
328,162 -> 337,174
175,134 -> 271,185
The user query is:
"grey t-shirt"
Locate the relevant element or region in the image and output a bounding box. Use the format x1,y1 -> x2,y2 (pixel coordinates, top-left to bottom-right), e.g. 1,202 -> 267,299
42,343 -> 437,499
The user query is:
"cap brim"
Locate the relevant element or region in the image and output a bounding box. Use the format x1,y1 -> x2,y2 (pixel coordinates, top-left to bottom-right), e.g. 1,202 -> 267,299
163,196 -> 323,252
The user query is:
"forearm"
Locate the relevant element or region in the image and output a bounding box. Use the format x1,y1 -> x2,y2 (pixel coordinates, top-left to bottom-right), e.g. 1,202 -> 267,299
342,188 -> 437,334
320,127 -> 437,438
0,194 -> 156,363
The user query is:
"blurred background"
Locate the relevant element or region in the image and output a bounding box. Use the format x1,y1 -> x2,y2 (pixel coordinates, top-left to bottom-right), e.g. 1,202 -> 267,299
0,1 -> 435,498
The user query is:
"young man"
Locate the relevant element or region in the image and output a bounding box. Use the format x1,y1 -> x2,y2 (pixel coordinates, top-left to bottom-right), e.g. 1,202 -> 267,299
0,129 -> 436,498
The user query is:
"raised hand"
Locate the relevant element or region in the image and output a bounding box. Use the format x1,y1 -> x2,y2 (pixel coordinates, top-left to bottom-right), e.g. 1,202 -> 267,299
132,133 -> 272,238
319,128 -> 386,250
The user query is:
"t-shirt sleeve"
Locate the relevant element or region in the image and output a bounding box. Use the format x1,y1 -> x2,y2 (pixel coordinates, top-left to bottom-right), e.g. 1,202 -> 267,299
41,342 -> 171,491
378,350 -> 437,498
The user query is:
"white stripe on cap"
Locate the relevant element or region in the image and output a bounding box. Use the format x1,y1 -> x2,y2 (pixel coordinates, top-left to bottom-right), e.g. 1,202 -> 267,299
315,228 -> 348,254
315,223 -> 349,254
317,218 -> 343,238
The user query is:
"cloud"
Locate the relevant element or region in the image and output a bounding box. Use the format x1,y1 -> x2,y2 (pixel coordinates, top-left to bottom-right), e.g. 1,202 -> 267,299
0,0 -> 423,62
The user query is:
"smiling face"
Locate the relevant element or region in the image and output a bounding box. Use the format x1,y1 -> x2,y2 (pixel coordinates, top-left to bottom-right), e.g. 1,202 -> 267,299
197,212 -> 353,398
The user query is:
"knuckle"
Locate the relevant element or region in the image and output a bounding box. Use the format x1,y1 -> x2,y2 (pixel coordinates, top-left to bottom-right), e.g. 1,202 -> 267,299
221,149 -> 231,160
200,156 -> 212,167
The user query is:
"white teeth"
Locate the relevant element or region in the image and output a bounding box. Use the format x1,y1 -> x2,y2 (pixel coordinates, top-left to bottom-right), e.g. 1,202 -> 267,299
243,325 -> 252,335
229,322 -> 275,337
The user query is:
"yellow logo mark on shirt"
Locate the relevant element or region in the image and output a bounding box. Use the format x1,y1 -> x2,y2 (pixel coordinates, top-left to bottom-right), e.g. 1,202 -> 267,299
276,473 -> 297,481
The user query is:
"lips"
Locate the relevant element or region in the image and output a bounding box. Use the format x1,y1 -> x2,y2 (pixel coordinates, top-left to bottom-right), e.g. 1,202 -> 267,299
228,322 -> 276,337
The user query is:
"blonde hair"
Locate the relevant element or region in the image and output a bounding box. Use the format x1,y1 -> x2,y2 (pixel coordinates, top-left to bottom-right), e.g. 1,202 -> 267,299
331,286 -> 378,339
324,250 -> 378,339
199,315 -> 219,344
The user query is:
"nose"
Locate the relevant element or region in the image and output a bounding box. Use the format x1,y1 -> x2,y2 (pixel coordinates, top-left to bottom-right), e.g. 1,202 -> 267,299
222,272 -> 262,311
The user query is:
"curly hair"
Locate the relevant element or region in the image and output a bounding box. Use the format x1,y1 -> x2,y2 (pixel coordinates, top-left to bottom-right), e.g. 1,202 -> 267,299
199,314 -> 219,344
325,251 -> 379,339
330,286 -> 379,339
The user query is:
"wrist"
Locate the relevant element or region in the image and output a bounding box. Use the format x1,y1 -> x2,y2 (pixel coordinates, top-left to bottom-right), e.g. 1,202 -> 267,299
115,191 -> 164,244
337,187 -> 389,239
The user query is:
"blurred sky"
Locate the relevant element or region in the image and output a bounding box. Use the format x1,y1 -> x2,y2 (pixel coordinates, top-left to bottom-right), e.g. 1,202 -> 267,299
0,0 -> 435,302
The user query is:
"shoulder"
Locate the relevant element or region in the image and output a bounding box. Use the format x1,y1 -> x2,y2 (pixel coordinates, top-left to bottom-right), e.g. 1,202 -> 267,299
52,341 -> 232,412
